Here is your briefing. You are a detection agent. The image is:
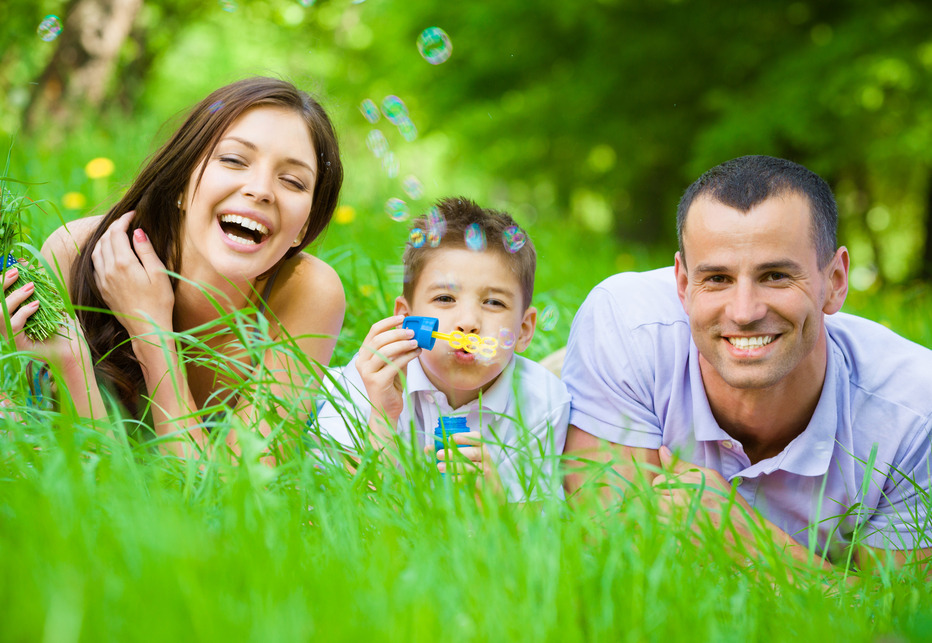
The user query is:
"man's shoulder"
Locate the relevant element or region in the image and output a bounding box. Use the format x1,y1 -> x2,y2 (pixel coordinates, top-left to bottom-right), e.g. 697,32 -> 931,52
827,311 -> 932,418
585,266 -> 686,327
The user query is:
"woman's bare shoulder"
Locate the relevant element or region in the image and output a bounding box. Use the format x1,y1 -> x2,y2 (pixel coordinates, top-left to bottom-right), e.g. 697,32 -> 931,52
268,253 -> 345,330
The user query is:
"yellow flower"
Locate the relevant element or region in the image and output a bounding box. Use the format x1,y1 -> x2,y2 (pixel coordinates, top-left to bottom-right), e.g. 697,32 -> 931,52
85,157 -> 115,179
334,205 -> 356,225
62,192 -> 87,209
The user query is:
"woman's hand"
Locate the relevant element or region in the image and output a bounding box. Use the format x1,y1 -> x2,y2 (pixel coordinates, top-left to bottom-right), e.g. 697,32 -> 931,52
1,265 -> 40,350
91,211 -> 175,339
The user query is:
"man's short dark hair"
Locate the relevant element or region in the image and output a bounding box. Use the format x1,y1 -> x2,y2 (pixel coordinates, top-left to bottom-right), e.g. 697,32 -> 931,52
676,155 -> 838,268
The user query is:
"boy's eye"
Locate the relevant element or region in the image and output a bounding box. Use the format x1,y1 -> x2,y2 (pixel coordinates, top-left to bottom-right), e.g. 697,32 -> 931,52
485,298 -> 506,308
433,295 -> 455,303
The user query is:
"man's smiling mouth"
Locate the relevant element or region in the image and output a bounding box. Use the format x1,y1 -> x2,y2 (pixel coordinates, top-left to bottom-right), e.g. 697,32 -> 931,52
726,335 -> 776,349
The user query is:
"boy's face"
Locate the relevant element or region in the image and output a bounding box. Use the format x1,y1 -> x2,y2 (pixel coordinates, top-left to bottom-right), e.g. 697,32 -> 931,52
395,247 -> 537,409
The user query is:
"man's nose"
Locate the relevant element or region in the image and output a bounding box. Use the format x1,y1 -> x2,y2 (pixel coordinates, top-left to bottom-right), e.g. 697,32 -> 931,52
727,279 -> 767,326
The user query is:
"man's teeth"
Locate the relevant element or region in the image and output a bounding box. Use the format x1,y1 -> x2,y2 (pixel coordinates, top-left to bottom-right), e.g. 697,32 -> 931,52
727,336 -> 775,349
219,214 -> 270,236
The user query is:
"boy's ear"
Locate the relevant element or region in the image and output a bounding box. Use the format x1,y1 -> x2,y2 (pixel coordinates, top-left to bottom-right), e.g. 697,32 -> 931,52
393,296 -> 410,317
514,306 -> 537,353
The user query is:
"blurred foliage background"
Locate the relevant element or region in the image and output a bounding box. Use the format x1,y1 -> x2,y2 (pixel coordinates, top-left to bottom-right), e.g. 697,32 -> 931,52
3,0 -> 932,347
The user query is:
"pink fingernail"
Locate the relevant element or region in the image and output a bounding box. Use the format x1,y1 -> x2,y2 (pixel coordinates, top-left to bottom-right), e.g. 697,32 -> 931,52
133,228 -> 148,243
6,267 -> 17,278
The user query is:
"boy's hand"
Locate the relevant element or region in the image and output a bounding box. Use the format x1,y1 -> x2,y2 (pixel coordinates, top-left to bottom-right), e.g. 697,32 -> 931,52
357,314 -> 421,425
434,431 -> 504,498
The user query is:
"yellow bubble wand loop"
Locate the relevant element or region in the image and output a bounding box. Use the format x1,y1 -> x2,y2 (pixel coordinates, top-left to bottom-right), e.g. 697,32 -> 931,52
431,330 -> 498,358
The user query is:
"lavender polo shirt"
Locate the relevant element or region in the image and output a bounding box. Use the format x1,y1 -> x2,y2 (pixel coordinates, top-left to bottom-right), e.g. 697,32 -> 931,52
564,267 -> 932,558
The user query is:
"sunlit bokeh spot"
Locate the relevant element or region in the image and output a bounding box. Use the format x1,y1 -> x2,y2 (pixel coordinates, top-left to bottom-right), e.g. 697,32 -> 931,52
403,175 -> 424,200
85,157 -> 115,179
409,227 -> 426,248
464,223 -> 486,251
366,129 -> 389,158
417,27 -> 452,65
359,99 -> 380,124
502,225 -> 527,253
37,15 -> 62,41
385,198 -> 409,222
539,305 -> 559,331
334,205 -> 356,224
62,192 -> 87,210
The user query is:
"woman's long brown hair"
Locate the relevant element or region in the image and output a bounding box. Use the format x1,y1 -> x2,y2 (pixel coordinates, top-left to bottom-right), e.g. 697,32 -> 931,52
70,77 -> 344,416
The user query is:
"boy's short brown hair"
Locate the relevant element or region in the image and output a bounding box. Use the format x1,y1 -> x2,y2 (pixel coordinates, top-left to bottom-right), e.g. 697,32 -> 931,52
402,197 -> 536,310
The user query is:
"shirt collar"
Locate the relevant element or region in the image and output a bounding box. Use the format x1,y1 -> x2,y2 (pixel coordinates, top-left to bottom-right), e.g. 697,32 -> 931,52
406,355 -> 516,415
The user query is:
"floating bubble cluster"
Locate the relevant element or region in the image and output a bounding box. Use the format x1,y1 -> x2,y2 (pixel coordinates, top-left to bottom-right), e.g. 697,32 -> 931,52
398,120 -> 418,142
498,328 -> 517,349
366,130 -> 389,158
359,99 -> 380,124
417,27 -> 452,65
381,152 -> 399,178
208,100 -> 225,114
426,228 -> 441,247
409,227 -> 426,248
385,198 -> 409,222
464,223 -> 487,252
381,95 -> 409,124
502,225 -> 527,253
403,175 -> 424,200
37,15 -> 62,41
426,206 -> 446,237
539,305 -> 559,331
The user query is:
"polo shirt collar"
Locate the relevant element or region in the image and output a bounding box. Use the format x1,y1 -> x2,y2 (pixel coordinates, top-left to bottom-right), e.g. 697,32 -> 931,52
690,338 -> 839,478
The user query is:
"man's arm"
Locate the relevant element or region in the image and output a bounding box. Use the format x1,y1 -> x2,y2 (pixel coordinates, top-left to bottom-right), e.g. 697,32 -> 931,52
563,424 -> 660,506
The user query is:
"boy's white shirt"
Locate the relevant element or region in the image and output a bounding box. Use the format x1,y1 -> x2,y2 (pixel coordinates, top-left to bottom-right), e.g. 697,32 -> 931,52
315,353 -> 570,502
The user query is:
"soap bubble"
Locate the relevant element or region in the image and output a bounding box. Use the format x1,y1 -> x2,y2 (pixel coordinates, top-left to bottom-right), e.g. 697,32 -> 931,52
381,95 -> 409,125
417,27 -> 452,65
397,118 -> 418,142
539,305 -> 559,331
426,206 -> 446,237
464,223 -> 486,252
409,228 -> 426,248
498,328 -> 516,349
208,100 -> 225,113
502,225 -> 527,253
298,0 -> 316,6
385,198 -> 409,222
37,15 -> 62,41
382,152 -> 399,178
427,228 -> 441,247
366,129 -> 389,158
219,0 -> 237,11
403,175 -> 424,200
359,99 -> 380,124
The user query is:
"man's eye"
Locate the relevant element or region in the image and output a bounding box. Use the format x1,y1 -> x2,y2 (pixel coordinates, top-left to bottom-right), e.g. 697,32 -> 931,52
767,272 -> 789,282
708,275 -> 727,284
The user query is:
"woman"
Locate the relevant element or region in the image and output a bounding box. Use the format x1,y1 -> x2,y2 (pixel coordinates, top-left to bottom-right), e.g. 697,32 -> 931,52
2,77 -> 345,457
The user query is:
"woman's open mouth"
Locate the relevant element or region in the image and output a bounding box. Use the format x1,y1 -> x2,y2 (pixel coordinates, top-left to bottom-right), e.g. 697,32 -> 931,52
218,213 -> 270,246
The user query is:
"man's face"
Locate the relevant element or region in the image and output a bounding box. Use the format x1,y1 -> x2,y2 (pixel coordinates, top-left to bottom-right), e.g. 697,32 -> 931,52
675,193 -> 848,397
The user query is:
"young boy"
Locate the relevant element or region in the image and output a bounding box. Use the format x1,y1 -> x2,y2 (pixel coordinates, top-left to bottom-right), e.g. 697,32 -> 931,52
316,197 -> 569,502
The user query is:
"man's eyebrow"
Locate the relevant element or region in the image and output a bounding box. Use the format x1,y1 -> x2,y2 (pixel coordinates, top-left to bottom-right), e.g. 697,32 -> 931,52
693,260 -> 803,273
221,136 -> 317,174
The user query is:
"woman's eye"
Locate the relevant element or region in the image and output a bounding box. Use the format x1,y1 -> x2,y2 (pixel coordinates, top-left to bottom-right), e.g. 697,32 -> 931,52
219,156 -> 245,166
283,177 -> 307,191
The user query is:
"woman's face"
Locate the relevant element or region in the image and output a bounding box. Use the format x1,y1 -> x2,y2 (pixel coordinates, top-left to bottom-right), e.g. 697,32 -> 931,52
179,105 -> 317,287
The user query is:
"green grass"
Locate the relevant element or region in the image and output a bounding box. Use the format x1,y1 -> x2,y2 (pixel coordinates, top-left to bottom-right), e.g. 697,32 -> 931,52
3,129 -> 932,641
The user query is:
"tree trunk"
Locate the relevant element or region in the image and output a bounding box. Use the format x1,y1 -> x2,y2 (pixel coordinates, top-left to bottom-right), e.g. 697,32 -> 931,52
23,0 -> 143,133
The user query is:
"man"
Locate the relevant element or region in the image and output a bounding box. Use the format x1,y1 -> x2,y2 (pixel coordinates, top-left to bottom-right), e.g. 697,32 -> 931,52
562,155 -> 932,569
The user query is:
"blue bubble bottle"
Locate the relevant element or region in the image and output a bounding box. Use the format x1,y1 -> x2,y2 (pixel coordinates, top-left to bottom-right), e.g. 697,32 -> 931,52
434,416 -> 469,452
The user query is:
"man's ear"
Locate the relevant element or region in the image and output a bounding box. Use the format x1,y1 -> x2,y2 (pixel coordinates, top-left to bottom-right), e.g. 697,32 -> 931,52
394,296 -> 410,317
514,306 -> 537,353
674,251 -> 689,310
822,247 -> 849,315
